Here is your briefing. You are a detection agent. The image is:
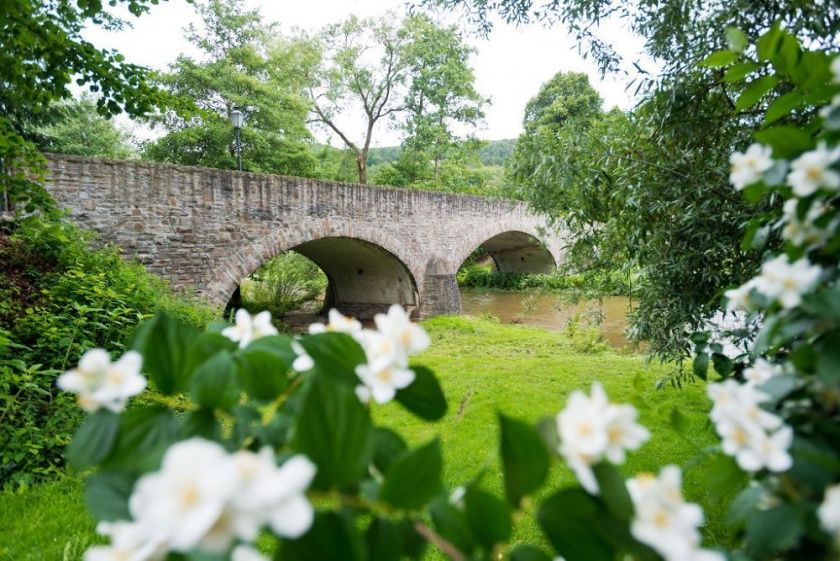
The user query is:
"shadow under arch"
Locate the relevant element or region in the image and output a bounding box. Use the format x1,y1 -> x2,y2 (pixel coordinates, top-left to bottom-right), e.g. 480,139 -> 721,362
202,226 -> 420,319
454,229 -> 557,274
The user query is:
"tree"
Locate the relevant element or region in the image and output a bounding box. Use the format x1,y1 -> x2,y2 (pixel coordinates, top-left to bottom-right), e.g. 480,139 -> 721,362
144,0 -> 317,176
424,0 -> 840,362
401,15 -> 486,180
1,0 -> 176,213
307,15 -> 410,184
36,96 -> 135,159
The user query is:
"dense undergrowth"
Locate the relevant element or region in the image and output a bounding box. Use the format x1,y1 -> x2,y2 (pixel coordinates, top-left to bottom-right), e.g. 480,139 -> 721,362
0,216 -> 216,489
456,262 -> 632,295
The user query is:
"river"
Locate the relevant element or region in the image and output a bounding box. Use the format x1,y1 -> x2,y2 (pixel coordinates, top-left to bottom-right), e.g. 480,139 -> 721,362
459,290 -> 633,348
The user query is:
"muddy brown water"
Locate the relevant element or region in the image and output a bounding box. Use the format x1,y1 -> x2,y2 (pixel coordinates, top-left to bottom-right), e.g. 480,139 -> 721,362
459,290 -> 632,348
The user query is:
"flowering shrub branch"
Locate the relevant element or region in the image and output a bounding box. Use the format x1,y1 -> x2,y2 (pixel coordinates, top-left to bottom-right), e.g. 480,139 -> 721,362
62,25 -> 840,561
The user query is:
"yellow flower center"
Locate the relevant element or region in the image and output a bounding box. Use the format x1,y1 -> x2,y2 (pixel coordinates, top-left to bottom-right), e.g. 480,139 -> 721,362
376,369 -> 393,383
179,483 -> 200,510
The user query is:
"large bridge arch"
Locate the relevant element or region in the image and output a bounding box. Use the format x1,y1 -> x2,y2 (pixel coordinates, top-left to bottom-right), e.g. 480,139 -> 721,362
203,221 -> 421,318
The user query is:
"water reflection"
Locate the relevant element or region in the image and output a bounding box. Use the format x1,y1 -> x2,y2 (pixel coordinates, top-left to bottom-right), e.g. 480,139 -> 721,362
459,290 -> 632,348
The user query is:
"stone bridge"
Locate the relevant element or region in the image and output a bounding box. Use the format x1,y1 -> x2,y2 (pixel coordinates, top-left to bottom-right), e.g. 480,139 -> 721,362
43,155 -> 567,318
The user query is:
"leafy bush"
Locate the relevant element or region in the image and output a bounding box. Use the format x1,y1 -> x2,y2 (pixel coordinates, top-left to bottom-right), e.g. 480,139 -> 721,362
457,262 -> 631,295
0,216 -> 216,488
239,252 -> 328,316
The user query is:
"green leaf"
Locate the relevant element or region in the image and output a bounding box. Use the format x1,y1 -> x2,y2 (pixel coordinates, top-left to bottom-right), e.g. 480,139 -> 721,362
366,518 -> 402,561
693,352 -> 709,380
183,332 -> 237,375
282,511 -> 364,561
727,484 -> 763,526
735,75 -> 779,111
399,518 -> 428,560
181,408 -> 220,440
764,91 -> 803,124
754,126 -> 813,158
190,350 -> 239,409
85,471 -> 134,521
725,27 -> 748,53
712,353 -> 733,377
700,50 -> 736,69
294,375 -> 373,489
299,332 -> 366,386
429,497 -> 474,554
701,453 -> 748,502
131,311 -> 199,395
724,62 -> 760,82
592,463 -> 634,522
509,545 -> 553,561
756,23 -> 783,61
499,413 -> 550,506
236,337 -> 293,402
464,486 -> 512,549
67,409 -> 120,471
395,366 -> 447,421
380,439 -> 442,509
746,504 -> 803,557
670,407 -> 687,433
105,406 -> 179,473
538,489 -> 614,561
372,427 -> 408,474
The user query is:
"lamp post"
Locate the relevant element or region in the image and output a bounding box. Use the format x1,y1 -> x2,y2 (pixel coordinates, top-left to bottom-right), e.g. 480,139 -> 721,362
230,107 -> 244,171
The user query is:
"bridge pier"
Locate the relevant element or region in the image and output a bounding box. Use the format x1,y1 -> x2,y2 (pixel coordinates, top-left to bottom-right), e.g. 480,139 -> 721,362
418,258 -> 462,318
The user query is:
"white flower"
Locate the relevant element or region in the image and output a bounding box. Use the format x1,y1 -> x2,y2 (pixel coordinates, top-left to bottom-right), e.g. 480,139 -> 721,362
355,362 -> 415,404
129,438 -> 238,552
627,466 -> 723,561
832,56 -> 840,83
222,309 -> 278,349
291,341 -> 314,372
84,521 -> 166,561
729,143 -> 774,190
374,304 -> 430,357
265,455 -> 317,538
754,255 -> 821,309
724,280 -> 757,311
787,143 -> 840,196
782,198 -> 831,247
308,309 -> 363,335
707,379 -> 793,473
57,349 -> 146,413
743,358 -> 780,386
556,383 -> 649,494
818,484 -> 840,545
232,545 -> 270,561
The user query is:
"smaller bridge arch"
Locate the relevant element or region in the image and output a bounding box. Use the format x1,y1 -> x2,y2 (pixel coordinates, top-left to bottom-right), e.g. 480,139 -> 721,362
449,220 -> 564,275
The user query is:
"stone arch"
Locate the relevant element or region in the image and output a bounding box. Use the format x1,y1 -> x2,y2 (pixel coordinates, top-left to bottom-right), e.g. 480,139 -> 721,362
450,221 -> 561,275
201,221 -> 421,318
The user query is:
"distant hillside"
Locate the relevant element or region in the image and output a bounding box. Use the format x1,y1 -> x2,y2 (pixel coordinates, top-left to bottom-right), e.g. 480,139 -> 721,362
364,138 -> 517,167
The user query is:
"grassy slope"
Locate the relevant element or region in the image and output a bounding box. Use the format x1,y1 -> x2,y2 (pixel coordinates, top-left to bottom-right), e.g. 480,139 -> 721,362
0,316 -> 724,560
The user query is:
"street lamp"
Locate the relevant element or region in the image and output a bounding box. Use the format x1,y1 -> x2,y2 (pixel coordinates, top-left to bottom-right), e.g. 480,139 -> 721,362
230,107 -> 244,171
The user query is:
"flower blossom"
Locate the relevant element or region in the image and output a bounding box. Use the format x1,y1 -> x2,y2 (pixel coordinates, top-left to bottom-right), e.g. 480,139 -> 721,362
818,483 -> 840,546
627,466 -> 724,561
222,309 -> 278,349
707,379 -> 793,473
753,255 -> 821,309
555,382 -> 650,494
782,198 -> 831,247
308,308 -> 363,336
743,358 -> 783,387
724,279 -> 758,311
787,143 -> 840,197
832,56 -> 840,83
729,143 -> 774,191
232,545 -> 270,561
290,341 -> 314,372
96,438 -> 316,558
57,348 -> 146,413
84,521 -> 166,561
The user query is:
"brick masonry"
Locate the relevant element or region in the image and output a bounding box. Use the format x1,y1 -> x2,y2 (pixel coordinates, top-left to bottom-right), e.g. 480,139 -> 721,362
43,155 -> 567,318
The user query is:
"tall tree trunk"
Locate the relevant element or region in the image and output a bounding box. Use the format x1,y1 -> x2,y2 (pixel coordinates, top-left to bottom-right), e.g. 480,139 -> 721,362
356,151 -> 368,184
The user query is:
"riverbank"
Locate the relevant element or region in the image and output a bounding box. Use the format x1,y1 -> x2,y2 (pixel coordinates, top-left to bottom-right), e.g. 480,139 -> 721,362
0,316 -> 727,560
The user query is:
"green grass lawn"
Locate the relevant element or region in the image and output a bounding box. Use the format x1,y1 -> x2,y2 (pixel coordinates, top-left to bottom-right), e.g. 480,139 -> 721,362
0,315 -> 726,560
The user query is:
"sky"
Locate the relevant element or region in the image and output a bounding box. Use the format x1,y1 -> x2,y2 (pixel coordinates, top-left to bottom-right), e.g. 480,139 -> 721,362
84,0 -> 649,147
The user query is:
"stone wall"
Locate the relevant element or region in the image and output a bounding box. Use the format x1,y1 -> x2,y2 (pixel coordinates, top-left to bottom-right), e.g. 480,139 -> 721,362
42,155 -> 566,317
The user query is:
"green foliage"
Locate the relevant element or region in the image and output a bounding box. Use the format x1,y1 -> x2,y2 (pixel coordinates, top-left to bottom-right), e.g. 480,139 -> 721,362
143,0 -> 317,176
239,252 -> 328,316
456,263 -> 630,295
35,95 -> 135,159
0,217 -> 215,488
